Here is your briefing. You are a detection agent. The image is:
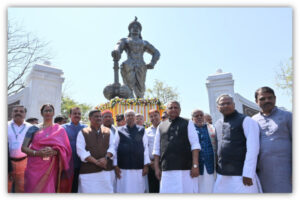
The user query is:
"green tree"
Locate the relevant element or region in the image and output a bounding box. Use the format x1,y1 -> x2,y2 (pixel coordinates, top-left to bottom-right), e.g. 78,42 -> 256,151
61,96 -> 92,124
145,79 -> 179,104
276,57 -> 293,97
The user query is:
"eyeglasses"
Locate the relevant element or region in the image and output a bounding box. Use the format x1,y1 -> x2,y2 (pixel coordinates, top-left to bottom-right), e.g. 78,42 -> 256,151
218,102 -> 232,107
193,114 -> 203,118
43,109 -> 53,113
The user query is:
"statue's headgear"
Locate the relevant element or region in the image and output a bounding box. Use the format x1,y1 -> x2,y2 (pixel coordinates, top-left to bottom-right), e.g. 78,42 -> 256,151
128,16 -> 142,31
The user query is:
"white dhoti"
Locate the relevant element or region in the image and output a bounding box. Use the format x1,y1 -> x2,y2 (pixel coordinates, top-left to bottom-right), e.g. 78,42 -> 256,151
198,167 -> 216,193
110,170 -> 117,193
160,170 -> 198,193
116,169 -> 146,193
213,173 -> 262,193
78,170 -> 114,193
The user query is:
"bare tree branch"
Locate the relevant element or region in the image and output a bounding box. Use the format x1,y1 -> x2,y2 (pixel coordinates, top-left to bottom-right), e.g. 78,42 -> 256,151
7,18 -> 52,95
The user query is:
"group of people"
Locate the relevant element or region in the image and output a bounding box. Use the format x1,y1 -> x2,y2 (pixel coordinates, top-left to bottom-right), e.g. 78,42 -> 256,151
7,86 -> 292,193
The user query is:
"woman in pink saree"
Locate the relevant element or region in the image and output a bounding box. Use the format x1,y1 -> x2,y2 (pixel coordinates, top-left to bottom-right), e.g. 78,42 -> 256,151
21,104 -> 73,193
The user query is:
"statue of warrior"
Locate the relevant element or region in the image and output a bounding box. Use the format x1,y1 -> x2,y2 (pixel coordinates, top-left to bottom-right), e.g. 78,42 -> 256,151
111,17 -> 160,98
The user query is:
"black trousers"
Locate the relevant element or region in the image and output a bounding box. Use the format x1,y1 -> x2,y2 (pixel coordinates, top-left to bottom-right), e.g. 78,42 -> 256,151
148,167 -> 160,193
71,168 -> 80,193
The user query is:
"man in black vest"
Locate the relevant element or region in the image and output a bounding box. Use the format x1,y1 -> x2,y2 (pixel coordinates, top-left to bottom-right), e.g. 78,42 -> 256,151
213,94 -> 261,193
114,109 -> 150,193
153,100 -> 200,193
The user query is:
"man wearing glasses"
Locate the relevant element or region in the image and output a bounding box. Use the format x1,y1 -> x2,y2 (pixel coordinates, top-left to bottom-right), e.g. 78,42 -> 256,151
191,109 -> 216,193
213,94 -> 261,193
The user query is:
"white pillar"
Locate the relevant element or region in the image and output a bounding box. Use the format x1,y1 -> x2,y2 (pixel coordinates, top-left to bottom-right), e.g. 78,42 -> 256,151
206,69 -> 235,123
23,61 -> 65,121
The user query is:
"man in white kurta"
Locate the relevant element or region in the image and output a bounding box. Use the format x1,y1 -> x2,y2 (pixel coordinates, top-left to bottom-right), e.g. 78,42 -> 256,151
8,105 -> 32,193
145,109 -> 161,193
76,110 -> 115,193
114,109 -> 150,193
101,109 -> 118,193
153,101 -> 201,193
213,94 -> 262,193
191,109 -> 216,193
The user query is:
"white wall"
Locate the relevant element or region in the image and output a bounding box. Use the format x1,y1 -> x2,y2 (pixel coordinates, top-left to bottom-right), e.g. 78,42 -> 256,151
206,69 -> 260,123
8,62 -> 64,122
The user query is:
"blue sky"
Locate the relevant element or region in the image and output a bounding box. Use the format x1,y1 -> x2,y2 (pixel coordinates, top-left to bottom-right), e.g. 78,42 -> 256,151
7,7 -> 292,118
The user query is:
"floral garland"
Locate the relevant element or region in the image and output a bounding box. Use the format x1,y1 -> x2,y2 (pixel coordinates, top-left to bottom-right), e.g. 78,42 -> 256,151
95,97 -> 165,111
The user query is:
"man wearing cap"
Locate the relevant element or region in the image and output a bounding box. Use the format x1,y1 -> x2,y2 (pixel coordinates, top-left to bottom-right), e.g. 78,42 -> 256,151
102,110 -> 117,137
76,109 -> 115,193
153,100 -> 200,193
114,109 -> 150,193
63,107 -> 87,193
101,109 -> 118,192
8,105 -> 32,192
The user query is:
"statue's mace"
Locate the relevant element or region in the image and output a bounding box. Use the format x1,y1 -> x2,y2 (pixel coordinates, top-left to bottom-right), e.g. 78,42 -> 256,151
103,56 -> 131,100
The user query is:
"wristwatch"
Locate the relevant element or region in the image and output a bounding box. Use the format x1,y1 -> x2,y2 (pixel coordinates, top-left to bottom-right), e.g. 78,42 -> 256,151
193,164 -> 198,168
105,155 -> 113,160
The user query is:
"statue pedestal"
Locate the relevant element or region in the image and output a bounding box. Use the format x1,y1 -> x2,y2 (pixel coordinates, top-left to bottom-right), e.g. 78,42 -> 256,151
96,97 -> 165,127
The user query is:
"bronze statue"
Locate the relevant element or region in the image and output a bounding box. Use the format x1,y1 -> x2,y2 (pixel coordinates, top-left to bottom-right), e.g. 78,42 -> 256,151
111,17 -> 160,98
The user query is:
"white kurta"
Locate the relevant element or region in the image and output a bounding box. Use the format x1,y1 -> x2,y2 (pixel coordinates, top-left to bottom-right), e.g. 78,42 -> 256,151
76,129 -> 115,193
8,120 -> 32,158
153,120 -> 201,193
213,117 -> 262,193
114,128 -> 151,193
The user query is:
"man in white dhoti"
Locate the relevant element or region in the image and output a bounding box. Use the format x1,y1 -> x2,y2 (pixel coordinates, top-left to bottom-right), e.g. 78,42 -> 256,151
153,100 -> 201,193
101,109 -> 118,193
76,110 -> 115,193
213,94 -> 261,193
191,109 -> 216,193
114,109 -> 150,193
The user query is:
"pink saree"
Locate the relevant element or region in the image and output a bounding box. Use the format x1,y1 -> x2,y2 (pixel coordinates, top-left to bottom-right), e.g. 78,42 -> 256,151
24,124 -> 73,193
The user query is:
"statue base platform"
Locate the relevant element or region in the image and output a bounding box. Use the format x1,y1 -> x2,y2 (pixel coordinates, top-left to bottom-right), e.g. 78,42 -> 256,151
95,97 -> 165,127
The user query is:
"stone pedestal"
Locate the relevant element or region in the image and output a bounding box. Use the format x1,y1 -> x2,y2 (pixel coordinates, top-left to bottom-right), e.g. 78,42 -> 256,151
96,97 -> 165,127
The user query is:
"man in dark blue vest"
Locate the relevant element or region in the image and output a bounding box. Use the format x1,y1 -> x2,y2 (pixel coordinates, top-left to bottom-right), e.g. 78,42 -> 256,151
191,109 -> 216,193
114,109 -> 150,193
153,100 -> 200,193
213,94 -> 261,193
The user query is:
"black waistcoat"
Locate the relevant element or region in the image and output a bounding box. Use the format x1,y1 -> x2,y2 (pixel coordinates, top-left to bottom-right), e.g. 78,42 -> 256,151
215,110 -> 247,176
117,125 -> 145,169
159,117 -> 192,171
